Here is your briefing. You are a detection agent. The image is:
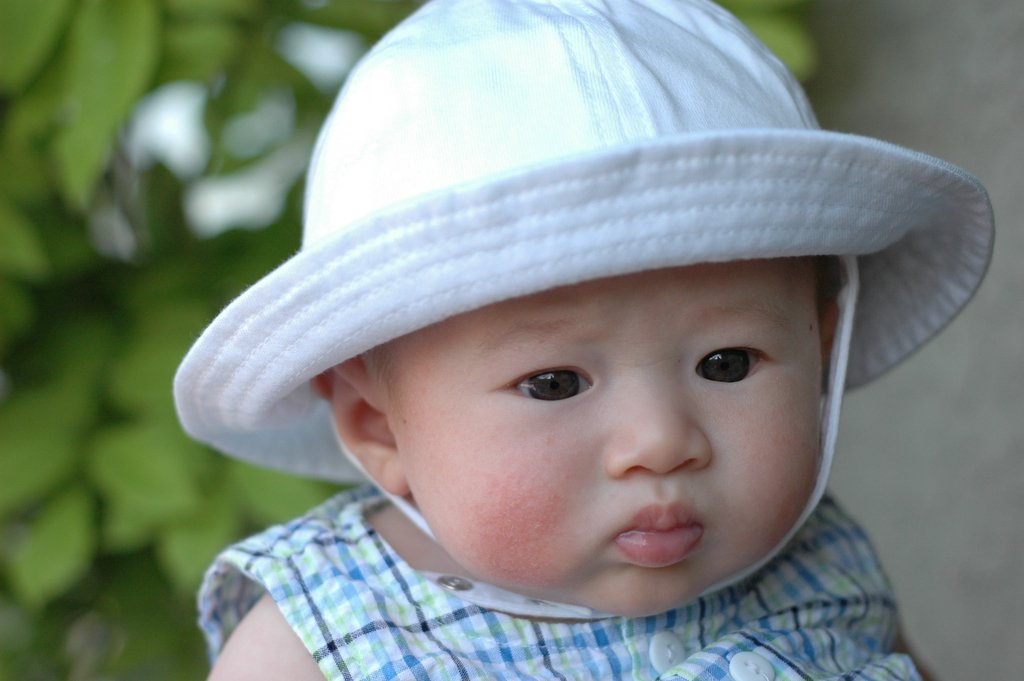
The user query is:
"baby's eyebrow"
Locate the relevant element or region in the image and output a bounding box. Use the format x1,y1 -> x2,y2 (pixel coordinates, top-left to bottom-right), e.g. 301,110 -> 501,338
703,299 -> 798,330
475,317 -> 580,354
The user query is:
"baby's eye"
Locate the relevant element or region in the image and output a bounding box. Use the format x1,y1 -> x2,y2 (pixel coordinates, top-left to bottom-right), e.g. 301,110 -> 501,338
697,348 -> 751,383
517,370 -> 591,401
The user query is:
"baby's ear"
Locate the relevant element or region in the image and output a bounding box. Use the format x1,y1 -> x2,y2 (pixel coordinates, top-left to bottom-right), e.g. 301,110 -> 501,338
312,359 -> 410,496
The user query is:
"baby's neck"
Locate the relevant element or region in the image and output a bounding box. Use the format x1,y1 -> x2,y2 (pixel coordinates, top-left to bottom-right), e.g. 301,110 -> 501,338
366,500 -> 466,575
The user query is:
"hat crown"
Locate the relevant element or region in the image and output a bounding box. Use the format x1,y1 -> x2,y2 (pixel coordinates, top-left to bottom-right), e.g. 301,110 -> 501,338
303,0 -> 818,247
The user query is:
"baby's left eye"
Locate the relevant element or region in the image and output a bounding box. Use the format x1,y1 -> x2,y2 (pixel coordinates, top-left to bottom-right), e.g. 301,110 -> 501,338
697,348 -> 752,383
517,370 -> 591,401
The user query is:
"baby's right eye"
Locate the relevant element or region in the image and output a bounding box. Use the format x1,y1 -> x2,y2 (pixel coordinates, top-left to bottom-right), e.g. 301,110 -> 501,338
697,348 -> 752,383
517,370 -> 591,401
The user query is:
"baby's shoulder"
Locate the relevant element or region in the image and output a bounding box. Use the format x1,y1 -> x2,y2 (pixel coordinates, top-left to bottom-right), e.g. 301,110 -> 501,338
205,594 -> 325,681
198,486 -> 385,666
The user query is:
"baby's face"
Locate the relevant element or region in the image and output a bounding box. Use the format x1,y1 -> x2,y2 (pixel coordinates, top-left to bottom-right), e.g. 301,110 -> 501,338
356,259 -> 828,616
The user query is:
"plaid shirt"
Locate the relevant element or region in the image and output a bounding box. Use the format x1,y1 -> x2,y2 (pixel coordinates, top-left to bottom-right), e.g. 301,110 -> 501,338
199,486 -> 920,680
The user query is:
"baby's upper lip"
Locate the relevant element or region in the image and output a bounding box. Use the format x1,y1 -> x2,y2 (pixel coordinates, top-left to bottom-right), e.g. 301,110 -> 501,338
614,502 -> 706,567
621,503 -> 699,533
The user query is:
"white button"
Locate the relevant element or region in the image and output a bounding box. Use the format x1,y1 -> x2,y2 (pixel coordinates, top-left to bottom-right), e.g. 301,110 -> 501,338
436,575 -> 474,591
729,651 -> 775,681
649,631 -> 685,674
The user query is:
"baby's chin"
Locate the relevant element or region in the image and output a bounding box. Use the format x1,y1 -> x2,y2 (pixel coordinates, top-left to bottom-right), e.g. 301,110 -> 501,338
585,588 -> 707,619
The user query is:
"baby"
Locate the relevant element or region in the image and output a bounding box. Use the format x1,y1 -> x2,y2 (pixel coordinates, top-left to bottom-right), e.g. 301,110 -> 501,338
174,0 -> 994,679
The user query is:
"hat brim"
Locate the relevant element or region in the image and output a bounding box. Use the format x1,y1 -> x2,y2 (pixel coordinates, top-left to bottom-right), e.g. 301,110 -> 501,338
174,128 -> 993,482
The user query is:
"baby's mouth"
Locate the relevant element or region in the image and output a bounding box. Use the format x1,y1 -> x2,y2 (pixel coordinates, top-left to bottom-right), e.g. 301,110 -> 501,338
615,504 -> 704,568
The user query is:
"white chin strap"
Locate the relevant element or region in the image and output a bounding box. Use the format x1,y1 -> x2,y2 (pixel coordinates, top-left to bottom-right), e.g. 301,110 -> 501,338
333,255 -> 860,619
328,427 -> 437,540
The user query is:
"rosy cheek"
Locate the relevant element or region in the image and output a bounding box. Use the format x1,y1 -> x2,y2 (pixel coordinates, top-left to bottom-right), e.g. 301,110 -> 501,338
456,468 -> 572,587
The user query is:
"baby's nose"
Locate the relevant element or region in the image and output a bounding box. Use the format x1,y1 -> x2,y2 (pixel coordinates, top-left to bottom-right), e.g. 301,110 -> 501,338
602,399 -> 712,478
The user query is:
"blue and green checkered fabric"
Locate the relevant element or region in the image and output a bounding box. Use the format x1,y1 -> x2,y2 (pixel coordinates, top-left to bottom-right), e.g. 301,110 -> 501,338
199,486 -> 921,680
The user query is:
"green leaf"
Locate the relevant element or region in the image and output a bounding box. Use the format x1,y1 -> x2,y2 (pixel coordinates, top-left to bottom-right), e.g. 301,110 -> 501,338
10,315 -> 116,428
0,385 -> 81,519
29,202 -> 102,280
0,317 -> 119,484
0,0 -> 76,93
164,0 -> 258,19
0,279 -> 35,355
87,422 -> 204,534
0,46 -> 68,149
206,42 -> 308,143
738,13 -> 817,80
98,497 -> 163,551
156,491 -> 239,592
47,316 -> 117,390
720,0 -> 808,11
291,0 -> 420,39
0,138 -> 51,203
52,0 -> 160,208
0,196 -> 49,280
229,460 -> 337,525
159,20 -> 243,84
107,299 -> 209,419
93,554 -> 208,679
7,486 -> 96,607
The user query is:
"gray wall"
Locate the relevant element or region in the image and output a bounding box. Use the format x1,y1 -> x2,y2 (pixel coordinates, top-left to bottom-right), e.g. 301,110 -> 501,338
808,1 -> 1024,678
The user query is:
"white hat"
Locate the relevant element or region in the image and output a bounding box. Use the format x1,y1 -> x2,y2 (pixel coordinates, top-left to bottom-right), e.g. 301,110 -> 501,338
174,0 -> 993,484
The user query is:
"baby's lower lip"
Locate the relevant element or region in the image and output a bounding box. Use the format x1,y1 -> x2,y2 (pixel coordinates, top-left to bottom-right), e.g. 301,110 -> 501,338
615,525 -> 704,568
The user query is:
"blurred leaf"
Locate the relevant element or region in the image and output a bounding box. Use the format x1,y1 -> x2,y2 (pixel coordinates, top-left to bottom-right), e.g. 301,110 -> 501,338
29,204 -> 104,280
7,486 -> 96,607
736,12 -> 817,80
0,139 -> 51,203
0,195 -> 49,280
720,0 -> 808,10
107,298 -> 209,419
0,594 -> 33,654
52,0 -> 160,208
229,460 -> 337,525
156,490 -> 239,592
1,44 -> 69,148
63,611 -> 120,680
0,0 -> 76,93
98,499 -> 161,552
0,385 -> 82,519
88,422 -> 204,535
117,255 -> 208,311
165,0 -> 258,19
0,279 -> 35,354
292,0 -> 420,40
11,314 -> 116,420
53,316 -> 116,401
205,47 -> 312,170
90,555 -> 208,680
159,20 -> 244,84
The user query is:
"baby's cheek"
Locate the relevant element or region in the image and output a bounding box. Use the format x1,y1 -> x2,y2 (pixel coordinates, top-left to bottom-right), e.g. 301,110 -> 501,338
457,470 -> 574,587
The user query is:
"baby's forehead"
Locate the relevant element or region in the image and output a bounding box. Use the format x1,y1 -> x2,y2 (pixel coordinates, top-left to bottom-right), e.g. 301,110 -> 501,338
380,258 -> 818,355
484,258 -> 817,314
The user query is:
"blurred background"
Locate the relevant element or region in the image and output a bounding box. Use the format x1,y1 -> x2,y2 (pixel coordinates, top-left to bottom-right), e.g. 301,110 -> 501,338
810,1 -> 1024,679
0,0 -> 1019,679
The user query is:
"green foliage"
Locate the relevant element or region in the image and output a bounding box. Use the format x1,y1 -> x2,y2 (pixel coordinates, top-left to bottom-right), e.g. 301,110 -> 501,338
0,1 -> 817,677
54,0 -> 162,208
0,0 -> 76,93
721,0 -> 818,80
7,486 -> 96,608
